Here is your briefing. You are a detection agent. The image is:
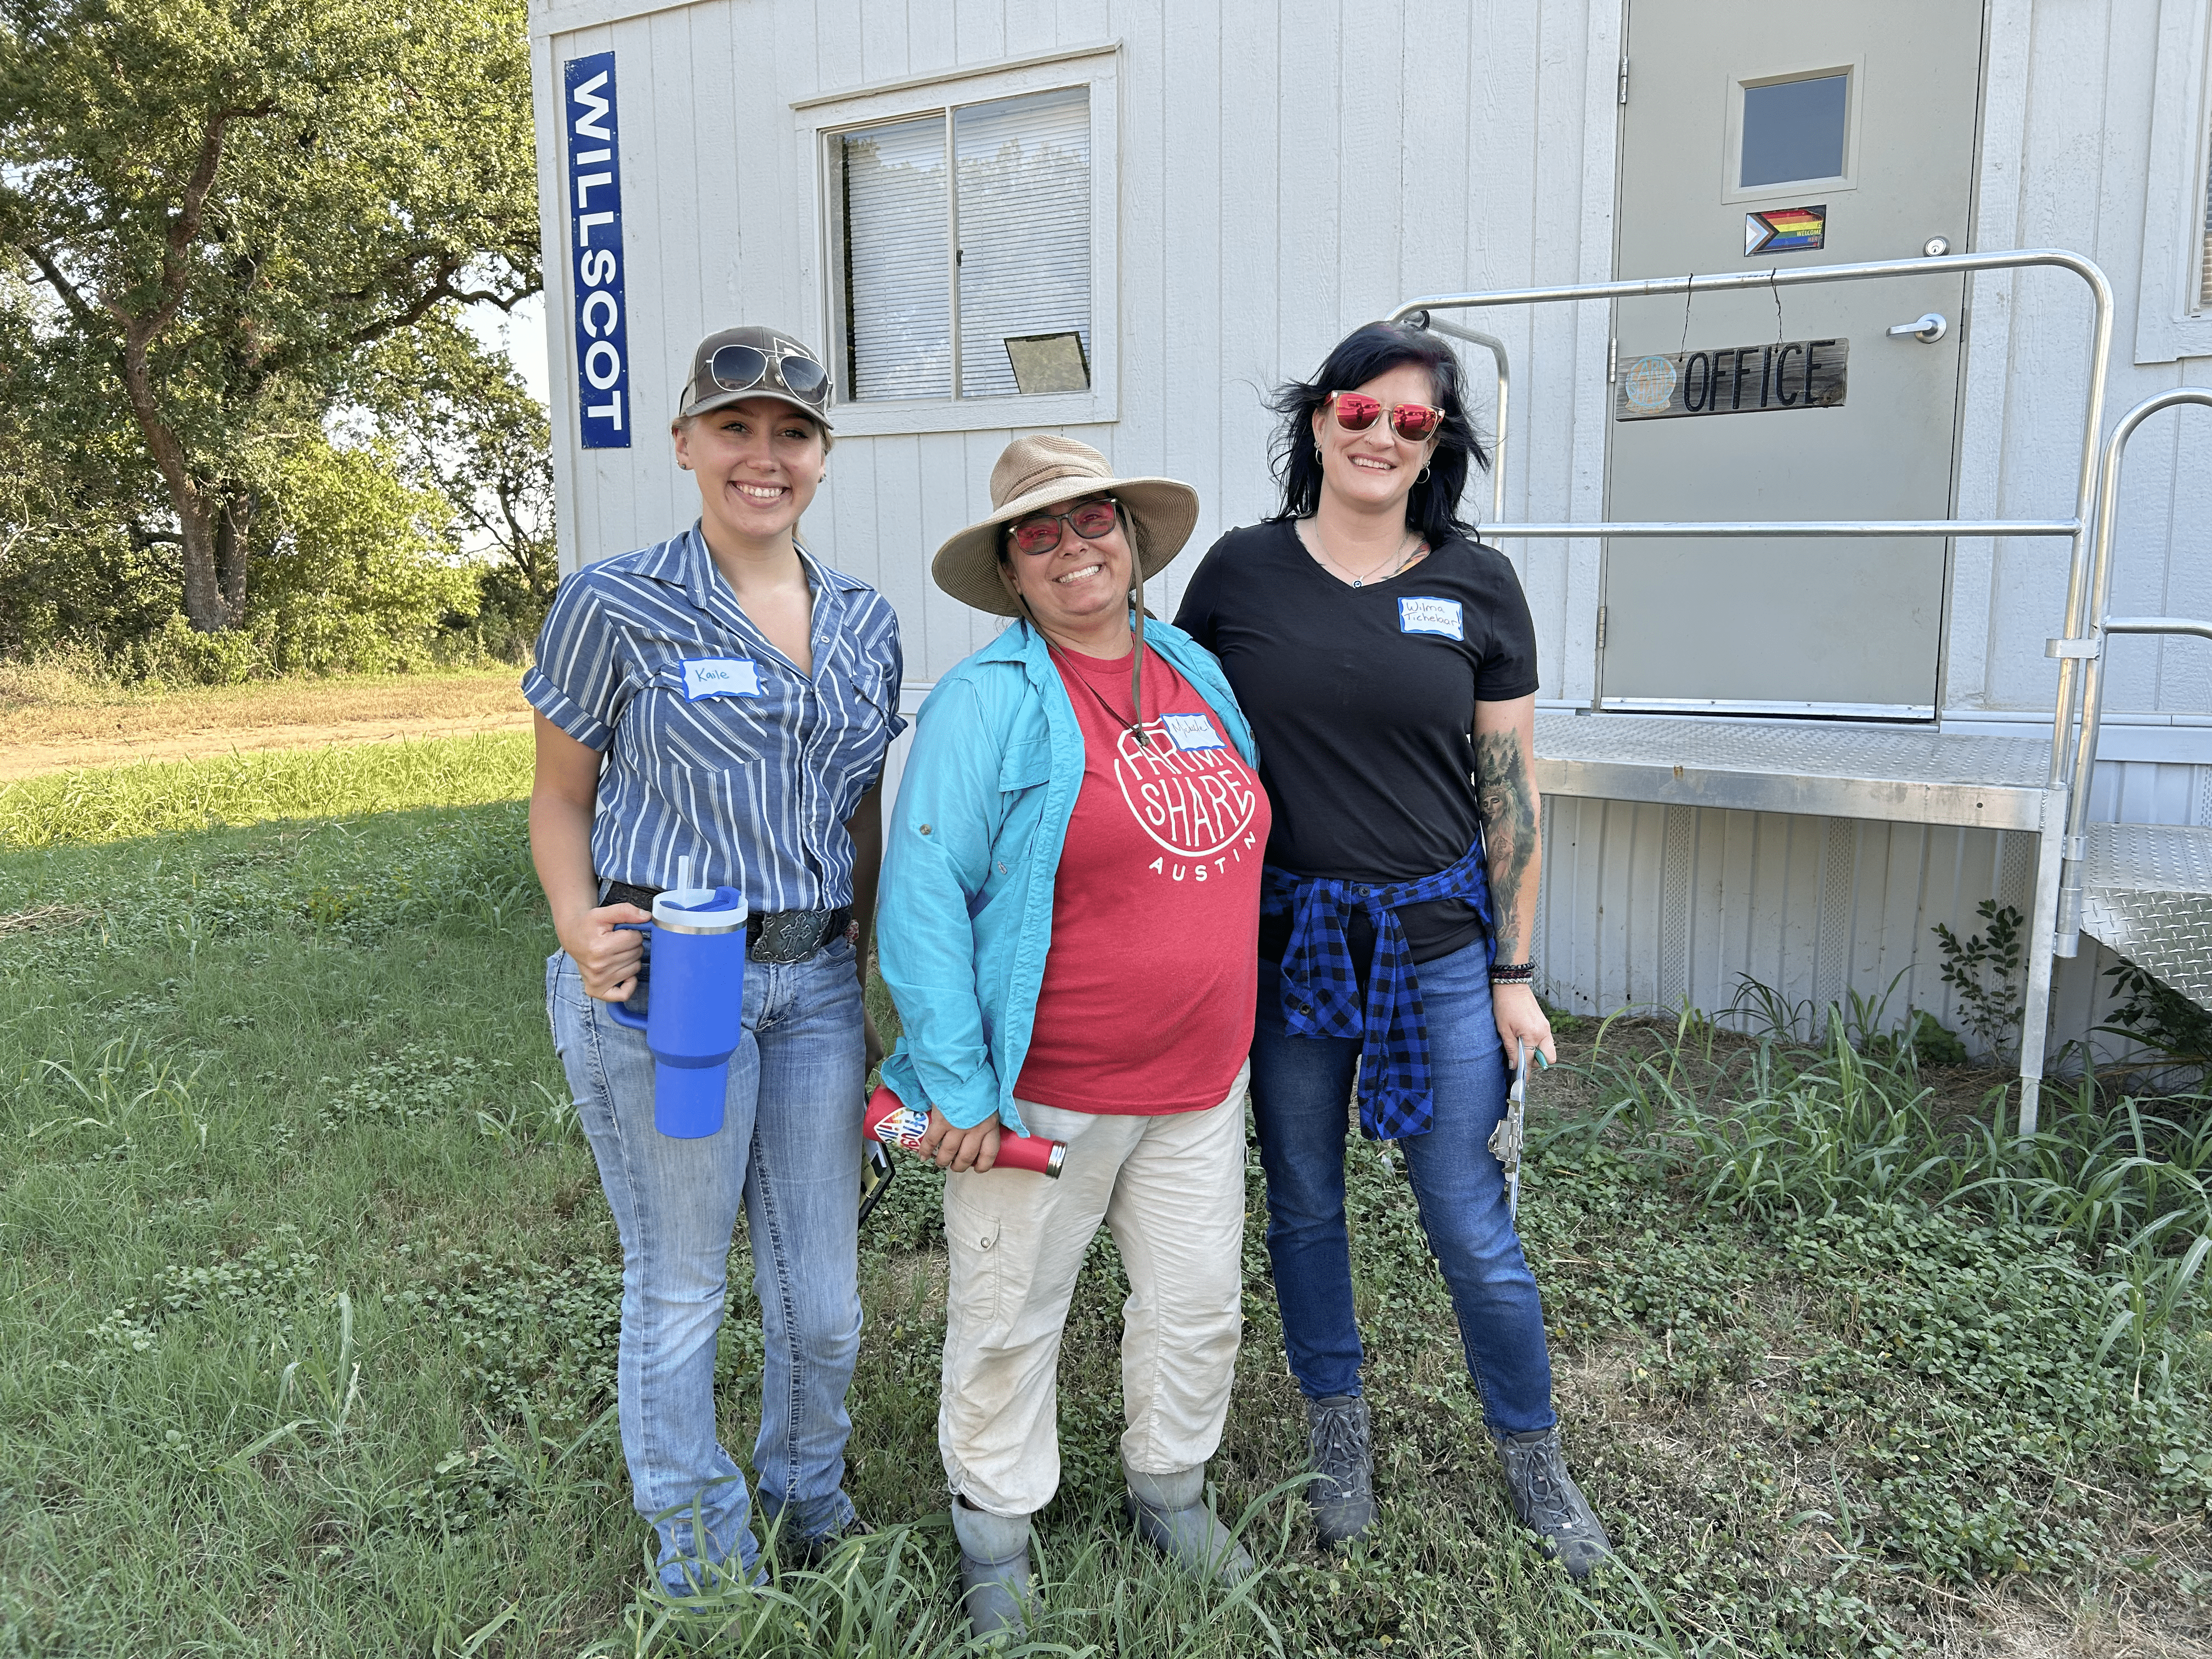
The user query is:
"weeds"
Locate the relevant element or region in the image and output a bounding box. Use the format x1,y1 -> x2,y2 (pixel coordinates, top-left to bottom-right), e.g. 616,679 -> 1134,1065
2100,957 -> 2212,1085
2,753 -> 2208,1655
1541,996 -> 2212,1618
1567,993 -> 2212,1316
1930,900 -> 2027,1059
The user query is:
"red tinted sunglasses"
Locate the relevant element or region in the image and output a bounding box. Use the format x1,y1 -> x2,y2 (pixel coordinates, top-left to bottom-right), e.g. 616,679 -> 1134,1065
1008,497 -> 1121,556
1327,391 -> 1445,442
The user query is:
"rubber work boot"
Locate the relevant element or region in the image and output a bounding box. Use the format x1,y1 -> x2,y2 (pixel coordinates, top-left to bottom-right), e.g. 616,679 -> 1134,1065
1303,1393 -> 1376,1546
1493,1426 -> 1614,1580
1124,1464 -> 1255,1585
950,1497 -> 1039,1638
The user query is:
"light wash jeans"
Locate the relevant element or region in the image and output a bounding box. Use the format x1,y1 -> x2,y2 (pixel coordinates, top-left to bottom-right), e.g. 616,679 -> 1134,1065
546,938 -> 865,1593
1249,941 -> 1558,1436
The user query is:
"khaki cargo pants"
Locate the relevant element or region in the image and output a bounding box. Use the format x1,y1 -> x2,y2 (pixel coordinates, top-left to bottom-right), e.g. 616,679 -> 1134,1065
938,1064 -> 1250,1517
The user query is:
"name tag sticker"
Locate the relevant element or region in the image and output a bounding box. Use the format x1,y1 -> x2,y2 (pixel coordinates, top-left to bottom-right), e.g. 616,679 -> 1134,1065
681,657 -> 762,699
1399,597 -> 1464,640
1161,712 -> 1226,752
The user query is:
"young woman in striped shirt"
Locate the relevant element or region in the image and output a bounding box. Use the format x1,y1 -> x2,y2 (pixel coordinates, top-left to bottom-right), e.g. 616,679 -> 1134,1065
524,326 -> 904,1600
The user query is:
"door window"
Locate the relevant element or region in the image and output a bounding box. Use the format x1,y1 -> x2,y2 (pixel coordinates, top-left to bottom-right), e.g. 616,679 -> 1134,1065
1740,72 -> 1849,188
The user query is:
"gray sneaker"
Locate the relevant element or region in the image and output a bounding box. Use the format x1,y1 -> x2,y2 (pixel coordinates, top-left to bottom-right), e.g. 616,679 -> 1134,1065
1303,1394 -> 1376,1546
1493,1426 -> 1613,1579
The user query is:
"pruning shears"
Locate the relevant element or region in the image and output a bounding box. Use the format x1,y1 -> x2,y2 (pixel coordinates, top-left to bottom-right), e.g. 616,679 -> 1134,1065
1488,1039 -> 1528,1221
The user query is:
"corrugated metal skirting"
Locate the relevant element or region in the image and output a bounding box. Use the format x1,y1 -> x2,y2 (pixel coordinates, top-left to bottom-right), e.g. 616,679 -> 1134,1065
1531,761 -> 2212,1058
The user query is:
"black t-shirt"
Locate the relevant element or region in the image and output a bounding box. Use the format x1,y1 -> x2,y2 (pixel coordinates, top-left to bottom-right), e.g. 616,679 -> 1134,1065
1173,520 -> 1541,965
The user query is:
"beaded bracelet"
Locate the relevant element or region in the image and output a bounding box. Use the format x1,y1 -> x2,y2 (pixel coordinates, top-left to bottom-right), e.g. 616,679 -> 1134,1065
1488,960 -> 1536,985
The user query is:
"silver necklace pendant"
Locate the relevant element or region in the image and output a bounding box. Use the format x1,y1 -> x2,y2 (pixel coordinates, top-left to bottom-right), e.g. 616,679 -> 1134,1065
1351,577 -> 1363,588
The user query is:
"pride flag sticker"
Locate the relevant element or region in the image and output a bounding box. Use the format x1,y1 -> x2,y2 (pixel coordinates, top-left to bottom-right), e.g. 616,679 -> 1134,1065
1745,205 -> 1827,256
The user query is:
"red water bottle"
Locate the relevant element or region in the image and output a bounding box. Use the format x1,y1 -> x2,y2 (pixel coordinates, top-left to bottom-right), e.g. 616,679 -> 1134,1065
865,1083 -> 1065,1178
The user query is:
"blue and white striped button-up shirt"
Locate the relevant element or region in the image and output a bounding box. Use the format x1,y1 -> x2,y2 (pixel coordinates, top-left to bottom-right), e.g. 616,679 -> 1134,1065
523,525 -> 906,912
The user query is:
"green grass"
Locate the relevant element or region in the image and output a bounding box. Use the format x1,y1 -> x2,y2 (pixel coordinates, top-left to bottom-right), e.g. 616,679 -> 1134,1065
2,736 -> 2208,1656
0,731 -> 533,849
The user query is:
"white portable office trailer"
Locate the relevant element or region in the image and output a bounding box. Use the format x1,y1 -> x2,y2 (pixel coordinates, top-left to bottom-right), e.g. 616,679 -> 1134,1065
528,0 -> 2212,1068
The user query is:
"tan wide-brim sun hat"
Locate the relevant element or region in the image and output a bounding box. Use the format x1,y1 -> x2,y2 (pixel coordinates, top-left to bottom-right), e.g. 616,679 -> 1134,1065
931,435 -> 1200,617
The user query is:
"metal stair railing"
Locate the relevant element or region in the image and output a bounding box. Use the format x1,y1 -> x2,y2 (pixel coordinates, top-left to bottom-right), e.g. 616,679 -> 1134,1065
2047,387 -> 2212,1014
1418,317 -> 1510,527
1388,248 -> 2118,1135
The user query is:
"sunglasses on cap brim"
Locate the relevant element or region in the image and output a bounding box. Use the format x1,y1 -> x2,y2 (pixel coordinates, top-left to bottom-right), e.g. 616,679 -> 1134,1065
706,342 -> 831,410
1326,391 -> 1444,441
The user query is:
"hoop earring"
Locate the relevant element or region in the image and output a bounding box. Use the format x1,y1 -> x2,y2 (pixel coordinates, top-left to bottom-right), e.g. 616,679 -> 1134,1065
1417,464 -> 1431,483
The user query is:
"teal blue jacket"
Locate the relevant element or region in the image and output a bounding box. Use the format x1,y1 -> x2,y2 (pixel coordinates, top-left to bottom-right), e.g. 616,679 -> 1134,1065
876,616 -> 1259,1137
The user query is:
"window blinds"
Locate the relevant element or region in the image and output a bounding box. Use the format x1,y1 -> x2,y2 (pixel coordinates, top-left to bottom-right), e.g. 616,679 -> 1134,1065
954,88 -> 1091,398
840,116 -> 951,401
836,88 -> 1092,403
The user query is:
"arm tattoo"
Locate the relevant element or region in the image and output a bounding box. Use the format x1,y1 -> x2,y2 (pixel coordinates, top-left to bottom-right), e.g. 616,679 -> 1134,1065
1474,729 -> 1539,961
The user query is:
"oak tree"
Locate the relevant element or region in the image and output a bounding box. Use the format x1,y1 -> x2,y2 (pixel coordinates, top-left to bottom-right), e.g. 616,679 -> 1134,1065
0,0 -> 540,631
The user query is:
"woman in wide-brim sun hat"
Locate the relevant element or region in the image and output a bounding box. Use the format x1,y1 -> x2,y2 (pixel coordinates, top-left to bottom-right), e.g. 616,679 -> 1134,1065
875,434 -> 1267,1638
524,325 -> 904,1600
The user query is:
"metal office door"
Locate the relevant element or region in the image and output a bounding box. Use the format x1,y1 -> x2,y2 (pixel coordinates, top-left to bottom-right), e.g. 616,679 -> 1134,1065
1602,1 -> 1985,718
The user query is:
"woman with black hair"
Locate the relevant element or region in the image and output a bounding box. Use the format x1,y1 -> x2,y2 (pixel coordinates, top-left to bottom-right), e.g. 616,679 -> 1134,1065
1174,321 -> 1611,1577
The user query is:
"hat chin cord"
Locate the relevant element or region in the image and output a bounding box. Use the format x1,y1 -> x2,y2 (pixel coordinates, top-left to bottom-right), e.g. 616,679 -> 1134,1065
1130,578 -> 1150,749
1013,574 -> 1155,752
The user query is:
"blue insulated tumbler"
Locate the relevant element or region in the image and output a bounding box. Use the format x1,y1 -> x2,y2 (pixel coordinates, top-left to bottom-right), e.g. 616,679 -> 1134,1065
606,875 -> 748,1138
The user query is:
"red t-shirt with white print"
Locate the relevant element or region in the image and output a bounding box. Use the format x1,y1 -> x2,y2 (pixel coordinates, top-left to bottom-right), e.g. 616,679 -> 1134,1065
1013,642 -> 1271,1115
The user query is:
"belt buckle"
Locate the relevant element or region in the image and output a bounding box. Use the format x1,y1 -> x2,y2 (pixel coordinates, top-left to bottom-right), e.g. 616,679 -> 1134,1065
751,908 -> 827,964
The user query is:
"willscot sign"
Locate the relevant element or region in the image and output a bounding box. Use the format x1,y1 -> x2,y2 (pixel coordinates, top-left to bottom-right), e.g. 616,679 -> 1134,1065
565,53 -> 630,449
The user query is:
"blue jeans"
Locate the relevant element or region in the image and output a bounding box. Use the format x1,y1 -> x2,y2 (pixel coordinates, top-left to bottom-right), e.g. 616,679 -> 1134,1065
1249,941 -> 1557,1436
546,938 -> 865,1593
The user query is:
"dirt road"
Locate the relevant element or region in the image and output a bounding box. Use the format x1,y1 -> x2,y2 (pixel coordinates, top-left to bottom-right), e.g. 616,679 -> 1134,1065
1,673 -> 535,782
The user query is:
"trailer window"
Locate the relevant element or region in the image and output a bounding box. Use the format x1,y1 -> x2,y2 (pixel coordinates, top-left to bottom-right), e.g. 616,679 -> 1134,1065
2201,118 -> 2212,312
829,87 -> 1091,403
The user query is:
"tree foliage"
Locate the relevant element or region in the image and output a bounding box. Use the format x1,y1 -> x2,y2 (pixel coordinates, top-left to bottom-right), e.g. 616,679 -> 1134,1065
364,321 -> 556,651
0,0 -> 541,634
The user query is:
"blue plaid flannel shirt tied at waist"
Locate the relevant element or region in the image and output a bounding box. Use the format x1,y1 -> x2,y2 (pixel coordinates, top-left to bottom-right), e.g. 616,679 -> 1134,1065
1261,842 -> 1496,1141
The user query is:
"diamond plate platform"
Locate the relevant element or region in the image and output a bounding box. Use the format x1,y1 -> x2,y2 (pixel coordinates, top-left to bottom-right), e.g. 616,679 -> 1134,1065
2078,823 -> 2212,1010
1533,714 -> 2056,830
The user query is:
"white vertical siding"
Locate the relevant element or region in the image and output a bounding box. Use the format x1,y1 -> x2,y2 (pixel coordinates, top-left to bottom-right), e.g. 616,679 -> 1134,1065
1527,745 -> 2212,1059
532,0 -> 2208,1055
1533,798 -> 2074,1054
1957,0 -> 2212,728
538,0 -> 1618,688
534,0 -> 2204,713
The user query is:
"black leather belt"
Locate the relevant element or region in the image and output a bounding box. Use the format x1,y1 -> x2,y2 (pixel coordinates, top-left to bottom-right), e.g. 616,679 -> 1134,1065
601,881 -> 852,964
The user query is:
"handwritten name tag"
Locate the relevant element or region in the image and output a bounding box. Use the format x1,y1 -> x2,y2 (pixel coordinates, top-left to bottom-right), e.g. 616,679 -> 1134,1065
1398,597 -> 1464,640
681,657 -> 763,699
1161,712 -> 1226,752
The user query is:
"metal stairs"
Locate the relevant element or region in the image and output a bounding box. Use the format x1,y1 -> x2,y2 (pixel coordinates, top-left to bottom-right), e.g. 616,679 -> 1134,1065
2076,823 -> 2212,1009
2052,383 -> 2212,1020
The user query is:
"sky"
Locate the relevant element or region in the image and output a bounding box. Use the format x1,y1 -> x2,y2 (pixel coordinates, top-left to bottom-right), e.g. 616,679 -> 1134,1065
463,290 -> 551,409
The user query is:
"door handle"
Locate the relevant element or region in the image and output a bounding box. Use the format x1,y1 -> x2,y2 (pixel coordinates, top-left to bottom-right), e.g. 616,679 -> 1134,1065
1887,312 -> 1948,343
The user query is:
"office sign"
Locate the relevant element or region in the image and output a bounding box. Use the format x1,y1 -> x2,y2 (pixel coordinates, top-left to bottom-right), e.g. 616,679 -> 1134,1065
565,52 -> 630,449
1614,338 -> 1848,421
